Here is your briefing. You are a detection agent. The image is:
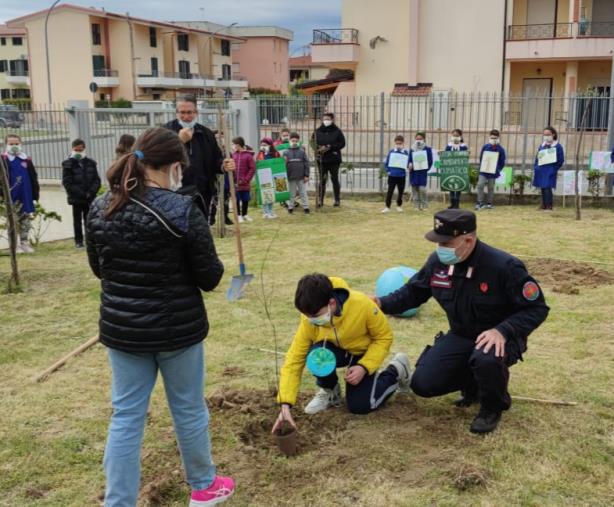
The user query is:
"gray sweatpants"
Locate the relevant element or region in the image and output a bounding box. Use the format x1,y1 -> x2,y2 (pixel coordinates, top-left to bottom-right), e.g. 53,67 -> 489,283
411,185 -> 428,209
477,175 -> 496,205
287,179 -> 309,210
18,213 -> 32,243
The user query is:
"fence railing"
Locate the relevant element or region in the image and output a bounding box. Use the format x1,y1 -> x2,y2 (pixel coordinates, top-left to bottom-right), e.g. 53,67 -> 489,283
8,69 -> 29,77
312,28 -> 359,45
506,23 -> 573,40
578,21 -> 614,37
136,71 -> 214,80
93,69 -> 119,78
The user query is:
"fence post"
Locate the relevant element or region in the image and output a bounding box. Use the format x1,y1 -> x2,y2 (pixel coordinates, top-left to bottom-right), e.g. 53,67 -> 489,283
66,99 -> 95,176
606,55 -> 614,194
520,94 -> 529,177
379,92 -> 385,193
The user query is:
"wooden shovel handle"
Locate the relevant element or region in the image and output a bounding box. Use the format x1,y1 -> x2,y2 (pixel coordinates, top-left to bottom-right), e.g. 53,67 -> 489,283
227,172 -> 245,266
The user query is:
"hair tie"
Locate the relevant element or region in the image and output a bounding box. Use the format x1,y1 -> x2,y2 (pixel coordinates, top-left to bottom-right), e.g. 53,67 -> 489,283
134,150 -> 144,160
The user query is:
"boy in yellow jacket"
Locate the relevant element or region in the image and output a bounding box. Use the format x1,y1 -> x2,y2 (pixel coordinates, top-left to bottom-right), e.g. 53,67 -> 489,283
272,274 -> 411,433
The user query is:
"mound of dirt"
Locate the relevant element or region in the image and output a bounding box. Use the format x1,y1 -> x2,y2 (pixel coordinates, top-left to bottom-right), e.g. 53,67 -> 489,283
524,258 -> 614,295
207,389 -> 350,455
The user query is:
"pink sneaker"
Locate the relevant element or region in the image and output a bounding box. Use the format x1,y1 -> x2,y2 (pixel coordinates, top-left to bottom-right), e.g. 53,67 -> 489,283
189,476 -> 235,506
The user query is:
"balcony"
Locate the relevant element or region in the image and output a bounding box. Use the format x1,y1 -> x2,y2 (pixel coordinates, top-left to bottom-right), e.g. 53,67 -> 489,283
137,72 -> 214,89
6,69 -> 29,86
311,29 -> 360,70
93,69 -> 120,87
506,22 -> 614,61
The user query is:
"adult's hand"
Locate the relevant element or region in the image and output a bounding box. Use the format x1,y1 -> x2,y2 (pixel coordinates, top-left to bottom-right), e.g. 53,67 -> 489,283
475,328 -> 506,358
178,128 -> 193,144
223,158 -> 236,172
271,404 -> 297,434
345,365 -> 366,386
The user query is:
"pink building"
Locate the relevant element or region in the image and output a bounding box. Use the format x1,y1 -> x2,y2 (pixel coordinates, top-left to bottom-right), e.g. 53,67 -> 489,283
174,22 -> 293,93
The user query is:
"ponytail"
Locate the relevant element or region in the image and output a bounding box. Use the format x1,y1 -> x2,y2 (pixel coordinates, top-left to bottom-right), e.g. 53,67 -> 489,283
105,152 -> 146,217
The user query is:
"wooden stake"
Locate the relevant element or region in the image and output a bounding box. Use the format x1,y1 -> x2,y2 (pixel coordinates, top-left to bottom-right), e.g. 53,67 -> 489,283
35,335 -> 99,383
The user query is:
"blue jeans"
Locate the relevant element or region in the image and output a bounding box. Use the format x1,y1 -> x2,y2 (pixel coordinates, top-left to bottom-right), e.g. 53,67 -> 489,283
104,342 -> 215,507
263,202 -> 274,215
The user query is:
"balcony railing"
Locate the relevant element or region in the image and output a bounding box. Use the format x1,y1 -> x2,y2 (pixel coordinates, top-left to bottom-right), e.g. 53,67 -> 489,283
506,23 -> 572,40
137,71 -> 213,80
8,69 -> 28,77
312,29 -> 358,45
578,21 -> 614,37
93,69 -> 119,77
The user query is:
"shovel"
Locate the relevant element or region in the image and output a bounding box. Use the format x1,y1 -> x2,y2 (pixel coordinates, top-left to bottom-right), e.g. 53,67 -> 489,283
218,107 -> 253,300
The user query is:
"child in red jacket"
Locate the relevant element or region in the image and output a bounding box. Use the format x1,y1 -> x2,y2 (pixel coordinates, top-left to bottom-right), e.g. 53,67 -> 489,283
231,137 -> 256,223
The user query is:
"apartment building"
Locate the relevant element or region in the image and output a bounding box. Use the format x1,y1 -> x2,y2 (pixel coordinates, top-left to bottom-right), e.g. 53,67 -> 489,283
0,24 -> 30,102
309,0 -> 614,108
289,55 -> 329,87
176,22 -> 293,93
6,3 -> 249,105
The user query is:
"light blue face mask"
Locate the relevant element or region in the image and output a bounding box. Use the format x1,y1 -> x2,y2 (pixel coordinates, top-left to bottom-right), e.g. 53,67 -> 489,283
436,245 -> 460,265
179,119 -> 197,129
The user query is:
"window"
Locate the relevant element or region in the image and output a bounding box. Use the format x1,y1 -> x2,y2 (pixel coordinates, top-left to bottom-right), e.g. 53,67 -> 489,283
149,26 -> 157,48
0,37 -> 5,46
153,93 -> 161,100
151,57 -> 158,77
91,24 -> 101,45
12,37 -> 23,46
99,93 -> 106,101
1,89 -> 10,100
12,89 -> 30,99
222,64 -> 231,80
178,60 -> 190,78
0,60 -> 6,73
9,59 -> 28,76
177,34 -> 189,51
92,55 -> 106,75
221,39 -> 230,56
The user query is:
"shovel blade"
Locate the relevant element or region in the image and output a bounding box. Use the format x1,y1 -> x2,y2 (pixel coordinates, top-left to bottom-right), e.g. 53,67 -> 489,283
227,273 -> 254,301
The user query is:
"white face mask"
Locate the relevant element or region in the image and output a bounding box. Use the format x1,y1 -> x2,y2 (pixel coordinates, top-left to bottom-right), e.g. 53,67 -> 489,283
168,164 -> 183,192
543,135 -> 553,144
72,151 -> 85,160
179,119 -> 197,129
415,140 -> 425,149
395,144 -> 404,151
260,145 -> 269,153
451,136 -> 461,144
489,138 -> 499,145
231,144 -> 238,152
308,306 -> 332,326
322,120 -> 332,127
290,141 -> 299,148
8,144 -> 22,154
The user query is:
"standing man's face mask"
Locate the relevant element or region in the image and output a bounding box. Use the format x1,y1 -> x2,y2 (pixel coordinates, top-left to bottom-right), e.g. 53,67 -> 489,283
179,119 -> 197,129
72,150 -> 85,160
322,119 -> 332,127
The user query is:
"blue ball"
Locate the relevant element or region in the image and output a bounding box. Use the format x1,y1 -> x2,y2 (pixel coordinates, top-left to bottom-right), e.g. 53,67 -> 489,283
375,266 -> 419,318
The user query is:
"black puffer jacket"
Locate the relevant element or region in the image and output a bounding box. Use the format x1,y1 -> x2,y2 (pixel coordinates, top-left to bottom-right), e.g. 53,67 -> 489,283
86,187 -> 224,352
62,157 -> 101,205
313,123 -> 346,164
164,120 -> 224,196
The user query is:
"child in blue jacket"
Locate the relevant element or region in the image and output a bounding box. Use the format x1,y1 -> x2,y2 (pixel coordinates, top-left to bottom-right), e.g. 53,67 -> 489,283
382,135 -> 409,213
408,131 -> 433,211
445,128 -> 468,209
533,126 -> 564,211
476,129 -> 506,210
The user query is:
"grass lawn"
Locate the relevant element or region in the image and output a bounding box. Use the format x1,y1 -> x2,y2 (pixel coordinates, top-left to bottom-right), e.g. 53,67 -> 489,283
1,198 -> 613,506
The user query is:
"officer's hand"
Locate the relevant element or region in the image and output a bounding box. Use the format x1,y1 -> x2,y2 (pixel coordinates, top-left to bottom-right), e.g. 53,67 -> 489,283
345,366 -> 366,386
475,328 -> 506,358
271,404 -> 296,434
370,296 -> 381,308
178,128 -> 193,143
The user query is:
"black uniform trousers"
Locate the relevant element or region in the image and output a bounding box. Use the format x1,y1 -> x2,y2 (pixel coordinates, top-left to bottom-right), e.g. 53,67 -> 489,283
317,161 -> 341,204
309,342 -> 399,415
72,202 -> 91,244
410,332 -> 512,412
449,191 -> 461,208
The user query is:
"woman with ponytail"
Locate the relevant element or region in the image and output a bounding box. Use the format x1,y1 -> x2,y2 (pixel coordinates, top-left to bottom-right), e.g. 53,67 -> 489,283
87,127 -> 235,507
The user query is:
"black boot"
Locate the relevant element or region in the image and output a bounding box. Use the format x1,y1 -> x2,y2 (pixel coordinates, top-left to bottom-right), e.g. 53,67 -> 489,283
453,390 -> 479,408
224,216 -> 233,225
470,407 -> 502,434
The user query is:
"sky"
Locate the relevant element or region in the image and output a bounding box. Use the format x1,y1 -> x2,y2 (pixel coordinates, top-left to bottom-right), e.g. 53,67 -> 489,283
1,0 -> 341,54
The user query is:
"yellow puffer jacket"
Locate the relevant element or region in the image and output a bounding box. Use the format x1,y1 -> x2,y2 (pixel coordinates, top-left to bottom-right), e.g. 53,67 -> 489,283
278,277 -> 393,406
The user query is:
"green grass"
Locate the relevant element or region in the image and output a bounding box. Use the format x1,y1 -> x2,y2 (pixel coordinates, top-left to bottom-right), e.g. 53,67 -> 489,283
1,198 -> 614,506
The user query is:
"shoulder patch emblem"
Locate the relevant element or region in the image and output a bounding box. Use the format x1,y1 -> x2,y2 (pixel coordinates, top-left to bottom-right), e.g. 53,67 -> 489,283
522,281 -> 540,301
373,307 -> 379,315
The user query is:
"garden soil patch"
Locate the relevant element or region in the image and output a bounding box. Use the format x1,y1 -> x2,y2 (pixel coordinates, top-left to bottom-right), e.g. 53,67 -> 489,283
523,258 -> 614,295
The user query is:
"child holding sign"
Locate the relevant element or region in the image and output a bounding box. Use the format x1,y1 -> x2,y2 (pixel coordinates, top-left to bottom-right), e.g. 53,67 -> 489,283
409,131 -> 433,211
256,137 -> 281,218
533,126 -> 564,211
445,129 -> 468,209
475,129 -> 506,211
382,135 -> 409,213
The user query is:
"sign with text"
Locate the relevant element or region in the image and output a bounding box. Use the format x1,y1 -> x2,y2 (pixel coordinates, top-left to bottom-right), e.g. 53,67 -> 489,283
439,151 -> 470,192
255,158 -> 290,204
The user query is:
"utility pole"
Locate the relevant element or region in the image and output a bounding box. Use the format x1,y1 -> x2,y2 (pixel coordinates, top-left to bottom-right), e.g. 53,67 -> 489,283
44,0 -> 61,104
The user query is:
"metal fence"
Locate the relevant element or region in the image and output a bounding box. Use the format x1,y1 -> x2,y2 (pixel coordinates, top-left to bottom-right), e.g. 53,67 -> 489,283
1,92 -> 612,197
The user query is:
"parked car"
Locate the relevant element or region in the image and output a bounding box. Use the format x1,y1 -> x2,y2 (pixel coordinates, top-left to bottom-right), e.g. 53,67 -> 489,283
0,105 -> 23,128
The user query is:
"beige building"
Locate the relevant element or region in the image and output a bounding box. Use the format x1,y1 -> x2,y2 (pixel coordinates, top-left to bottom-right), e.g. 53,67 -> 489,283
175,22 -> 293,93
7,4 -> 249,106
289,55 -> 329,87
0,24 -> 30,102
310,0 -> 614,105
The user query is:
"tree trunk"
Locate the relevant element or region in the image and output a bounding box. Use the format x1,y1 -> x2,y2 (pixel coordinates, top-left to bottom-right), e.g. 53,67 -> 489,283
0,155 -> 20,291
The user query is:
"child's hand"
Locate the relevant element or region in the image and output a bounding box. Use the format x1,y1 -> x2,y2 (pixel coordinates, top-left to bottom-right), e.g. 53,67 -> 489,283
271,404 -> 296,434
345,366 -> 366,386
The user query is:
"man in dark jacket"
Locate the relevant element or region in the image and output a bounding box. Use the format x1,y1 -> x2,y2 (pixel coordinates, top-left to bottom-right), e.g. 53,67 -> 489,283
312,112 -> 345,207
61,138 -> 101,248
374,209 -> 550,434
165,95 -> 224,225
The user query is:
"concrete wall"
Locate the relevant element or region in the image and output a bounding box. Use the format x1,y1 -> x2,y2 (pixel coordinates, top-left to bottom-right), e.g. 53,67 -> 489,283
107,20 -> 134,102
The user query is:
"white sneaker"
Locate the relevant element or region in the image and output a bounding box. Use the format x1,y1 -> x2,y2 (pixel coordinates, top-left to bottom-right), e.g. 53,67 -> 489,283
21,242 -> 35,254
304,384 -> 341,415
243,215 -> 253,222
389,353 -> 412,392
269,213 -> 278,219
262,213 -> 270,219
238,216 -> 245,224
396,206 -> 403,213
381,207 -> 391,214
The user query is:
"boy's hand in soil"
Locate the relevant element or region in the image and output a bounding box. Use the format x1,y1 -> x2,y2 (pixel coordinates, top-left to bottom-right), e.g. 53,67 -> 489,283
272,404 -> 296,434
345,366 -> 366,386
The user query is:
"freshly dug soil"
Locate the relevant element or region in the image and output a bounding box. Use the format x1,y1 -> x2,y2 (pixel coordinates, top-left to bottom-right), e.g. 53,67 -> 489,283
523,258 -> 614,295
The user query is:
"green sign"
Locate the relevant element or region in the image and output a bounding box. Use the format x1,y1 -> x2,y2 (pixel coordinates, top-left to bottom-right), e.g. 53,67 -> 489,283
255,158 -> 290,205
439,151 -> 470,192
495,166 -> 513,188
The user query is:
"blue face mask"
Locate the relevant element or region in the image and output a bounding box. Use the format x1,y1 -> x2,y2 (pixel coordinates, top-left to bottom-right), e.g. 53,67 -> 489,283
436,245 -> 460,265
